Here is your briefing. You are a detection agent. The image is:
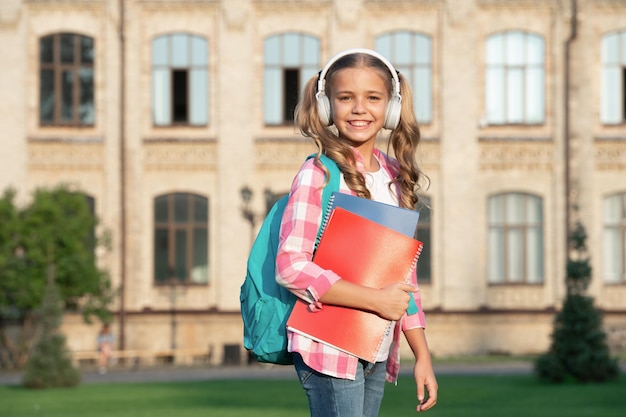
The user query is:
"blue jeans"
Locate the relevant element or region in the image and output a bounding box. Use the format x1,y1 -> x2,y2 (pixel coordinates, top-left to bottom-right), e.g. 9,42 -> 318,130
293,353 -> 387,417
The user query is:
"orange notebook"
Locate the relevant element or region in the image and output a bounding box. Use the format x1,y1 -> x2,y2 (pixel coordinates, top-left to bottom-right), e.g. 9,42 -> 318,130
286,207 -> 423,362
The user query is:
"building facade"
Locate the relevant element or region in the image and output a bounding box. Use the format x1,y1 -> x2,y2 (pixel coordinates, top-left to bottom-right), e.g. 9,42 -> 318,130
0,0 -> 625,364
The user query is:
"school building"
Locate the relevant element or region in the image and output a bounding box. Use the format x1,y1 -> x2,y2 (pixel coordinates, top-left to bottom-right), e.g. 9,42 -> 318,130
0,0 -> 625,365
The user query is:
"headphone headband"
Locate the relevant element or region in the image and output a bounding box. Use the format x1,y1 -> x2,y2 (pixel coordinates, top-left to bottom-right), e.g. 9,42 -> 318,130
315,48 -> 402,129
316,48 -> 401,100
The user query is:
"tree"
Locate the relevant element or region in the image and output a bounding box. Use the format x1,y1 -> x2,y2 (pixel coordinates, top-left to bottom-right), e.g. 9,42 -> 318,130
0,185 -> 114,370
0,188 -> 27,367
22,274 -> 81,388
535,221 -> 619,382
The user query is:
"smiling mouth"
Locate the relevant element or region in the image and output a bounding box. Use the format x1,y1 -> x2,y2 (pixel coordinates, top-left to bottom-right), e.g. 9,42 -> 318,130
348,121 -> 371,127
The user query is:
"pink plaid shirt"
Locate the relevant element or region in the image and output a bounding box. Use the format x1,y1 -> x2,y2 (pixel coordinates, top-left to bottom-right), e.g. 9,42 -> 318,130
276,148 -> 426,382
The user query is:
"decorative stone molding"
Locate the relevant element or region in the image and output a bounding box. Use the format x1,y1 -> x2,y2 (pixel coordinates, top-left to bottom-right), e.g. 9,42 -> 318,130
255,137 -> 441,171
222,0 -> 249,30
0,0 -> 20,27
28,140 -> 104,171
26,0 -> 105,12
603,286 -> 626,310
417,139 -> 441,173
487,285 -> 546,309
479,138 -> 553,171
254,138 -> 316,170
334,0 -> 361,29
138,0 -> 219,13
143,139 -> 217,171
594,137 -> 626,171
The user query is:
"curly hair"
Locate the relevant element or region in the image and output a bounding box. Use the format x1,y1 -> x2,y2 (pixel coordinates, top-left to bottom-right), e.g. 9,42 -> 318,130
294,52 -> 426,209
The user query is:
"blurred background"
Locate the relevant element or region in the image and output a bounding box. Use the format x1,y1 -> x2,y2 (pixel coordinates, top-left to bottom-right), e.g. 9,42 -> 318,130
0,0 -> 624,370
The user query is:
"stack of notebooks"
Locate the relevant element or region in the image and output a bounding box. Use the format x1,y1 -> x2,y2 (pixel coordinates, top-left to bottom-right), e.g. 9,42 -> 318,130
286,192 -> 423,362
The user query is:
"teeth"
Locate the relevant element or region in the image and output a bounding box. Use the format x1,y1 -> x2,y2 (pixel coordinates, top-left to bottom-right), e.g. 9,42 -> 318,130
350,121 -> 369,127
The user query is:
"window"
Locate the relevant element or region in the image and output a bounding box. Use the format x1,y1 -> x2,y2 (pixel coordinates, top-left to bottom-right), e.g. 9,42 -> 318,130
376,31 -> 433,124
601,31 -> 626,124
415,196 -> 432,283
154,193 -> 208,284
39,33 -> 94,126
152,33 -> 208,126
488,193 -> 543,284
485,31 -> 544,125
263,33 -> 320,125
603,193 -> 626,283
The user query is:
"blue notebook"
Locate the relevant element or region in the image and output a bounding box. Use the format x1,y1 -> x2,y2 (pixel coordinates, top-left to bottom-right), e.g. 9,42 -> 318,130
326,192 -> 420,238
322,192 -> 422,315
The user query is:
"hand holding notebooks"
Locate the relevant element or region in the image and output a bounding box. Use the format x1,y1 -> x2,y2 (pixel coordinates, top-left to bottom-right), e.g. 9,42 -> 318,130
287,207 -> 423,362
325,192 -> 421,315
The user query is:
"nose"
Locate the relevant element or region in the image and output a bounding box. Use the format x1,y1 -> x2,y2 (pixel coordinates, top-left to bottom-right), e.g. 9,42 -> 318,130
352,98 -> 366,114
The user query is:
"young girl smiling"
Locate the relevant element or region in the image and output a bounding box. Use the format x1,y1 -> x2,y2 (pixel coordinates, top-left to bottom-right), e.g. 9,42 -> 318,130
276,48 -> 438,416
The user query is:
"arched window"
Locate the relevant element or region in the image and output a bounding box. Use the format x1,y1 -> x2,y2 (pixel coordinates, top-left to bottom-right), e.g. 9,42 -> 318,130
376,31 -> 433,124
601,31 -> 626,124
488,192 -> 543,284
154,193 -> 209,284
263,33 -> 320,125
39,32 -> 94,126
603,192 -> 626,283
485,31 -> 544,125
152,33 -> 209,126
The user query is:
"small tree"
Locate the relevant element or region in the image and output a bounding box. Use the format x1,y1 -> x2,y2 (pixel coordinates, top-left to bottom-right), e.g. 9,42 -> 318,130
535,221 -> 619,382
22,272 -> 81,388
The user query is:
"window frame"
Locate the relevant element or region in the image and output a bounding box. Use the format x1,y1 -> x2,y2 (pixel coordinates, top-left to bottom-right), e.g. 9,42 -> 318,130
603,192 -> 626,284
375,31 -> 433,124
485,30 -> 545,126
263,32 -> 320,126
487,192 -> 544,284
39,32 -> 95,127
153,192 -> 209,286
601,31 -> 626,125
151,33 -> 209,127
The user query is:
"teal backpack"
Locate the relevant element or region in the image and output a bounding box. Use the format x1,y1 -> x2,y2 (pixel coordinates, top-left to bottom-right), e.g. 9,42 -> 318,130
240,154 -> 340,364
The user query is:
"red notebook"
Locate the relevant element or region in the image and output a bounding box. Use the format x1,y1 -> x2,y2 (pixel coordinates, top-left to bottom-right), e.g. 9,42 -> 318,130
286,207 -> 423,362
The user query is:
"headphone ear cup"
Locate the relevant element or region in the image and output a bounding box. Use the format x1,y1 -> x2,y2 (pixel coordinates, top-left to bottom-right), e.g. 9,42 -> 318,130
316,93 -> 332,126
384,94 -> 402,130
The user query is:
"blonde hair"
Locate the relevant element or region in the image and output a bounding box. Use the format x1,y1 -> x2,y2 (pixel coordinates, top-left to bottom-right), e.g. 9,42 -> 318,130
294,52 -> 426,209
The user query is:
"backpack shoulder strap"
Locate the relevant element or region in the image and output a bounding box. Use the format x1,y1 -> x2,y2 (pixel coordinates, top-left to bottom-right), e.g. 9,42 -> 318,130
305,153 -> 340,247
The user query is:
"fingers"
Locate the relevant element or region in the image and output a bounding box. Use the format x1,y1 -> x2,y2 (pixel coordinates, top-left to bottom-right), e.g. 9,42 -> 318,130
416,379 -> 438,412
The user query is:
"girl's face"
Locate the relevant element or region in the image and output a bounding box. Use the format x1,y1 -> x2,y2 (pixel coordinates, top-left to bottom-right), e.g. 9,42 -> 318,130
329,67 -> 389,148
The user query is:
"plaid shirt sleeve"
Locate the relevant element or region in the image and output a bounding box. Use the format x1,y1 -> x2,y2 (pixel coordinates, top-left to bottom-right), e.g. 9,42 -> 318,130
275,158 -> 343,305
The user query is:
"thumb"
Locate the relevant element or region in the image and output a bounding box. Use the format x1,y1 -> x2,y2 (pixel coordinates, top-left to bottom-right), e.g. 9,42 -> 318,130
399,283 -> 418,293
416,381 -> 425,409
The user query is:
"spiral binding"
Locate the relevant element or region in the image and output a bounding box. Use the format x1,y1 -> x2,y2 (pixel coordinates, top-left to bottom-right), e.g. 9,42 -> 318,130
313,193 -> 337,252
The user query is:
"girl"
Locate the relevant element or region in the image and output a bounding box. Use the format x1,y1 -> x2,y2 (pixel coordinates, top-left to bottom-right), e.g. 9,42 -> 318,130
276,48 -> 438,416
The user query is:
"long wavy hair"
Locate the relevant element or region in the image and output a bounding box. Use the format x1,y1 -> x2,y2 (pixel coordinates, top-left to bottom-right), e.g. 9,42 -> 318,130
294,52 -> 426,209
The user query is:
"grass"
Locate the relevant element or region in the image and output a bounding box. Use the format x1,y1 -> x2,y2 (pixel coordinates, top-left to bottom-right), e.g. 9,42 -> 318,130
0,373 -> 624,417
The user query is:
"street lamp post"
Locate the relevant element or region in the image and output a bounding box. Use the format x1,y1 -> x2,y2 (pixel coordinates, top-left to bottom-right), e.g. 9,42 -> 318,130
240,186 -> 275,246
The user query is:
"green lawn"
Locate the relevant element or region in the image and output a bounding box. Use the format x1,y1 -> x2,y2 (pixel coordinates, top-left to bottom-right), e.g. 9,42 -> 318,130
0,373 -> 624,417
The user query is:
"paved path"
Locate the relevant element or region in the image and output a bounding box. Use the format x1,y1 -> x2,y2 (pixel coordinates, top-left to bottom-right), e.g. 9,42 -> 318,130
0,361 -> 536,386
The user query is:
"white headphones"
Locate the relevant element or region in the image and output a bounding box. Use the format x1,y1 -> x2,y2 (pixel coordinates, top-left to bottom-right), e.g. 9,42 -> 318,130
315,48 -> 402,130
